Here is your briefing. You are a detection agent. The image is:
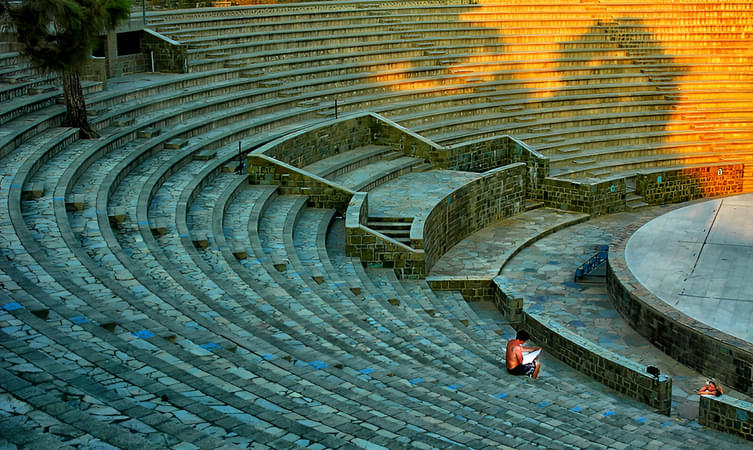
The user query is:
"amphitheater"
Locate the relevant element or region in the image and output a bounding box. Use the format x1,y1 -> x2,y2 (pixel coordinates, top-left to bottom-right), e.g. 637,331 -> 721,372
2,0 -> 753,448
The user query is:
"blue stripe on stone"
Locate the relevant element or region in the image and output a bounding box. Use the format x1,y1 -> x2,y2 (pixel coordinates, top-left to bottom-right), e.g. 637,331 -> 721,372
537,401 -> 551,408
447,384 -> 461,391
2,302 -> 23,311
571,406 -> 583,412
262,353 -> 276,361
132,329 -> 154,339
309,360 -> 328,370
10,184 -> 22,189
200,342 -> 221,351
360,368 -> 374,375
179,233 -> 190,238
70,315 -> 89,324
492,392 -> 507,399
53,197 -> 65,201
635,417 -> 647,424
137,221 -> 149,226
603,410 -> 616,417
409,378 -> 423,385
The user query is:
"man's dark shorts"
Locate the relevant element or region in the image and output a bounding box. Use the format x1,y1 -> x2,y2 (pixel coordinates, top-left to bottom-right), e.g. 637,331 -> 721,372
508,362 -> 536,376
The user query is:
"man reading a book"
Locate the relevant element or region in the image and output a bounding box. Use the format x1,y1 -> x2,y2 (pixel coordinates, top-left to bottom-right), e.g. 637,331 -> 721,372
506,330 -> 542,379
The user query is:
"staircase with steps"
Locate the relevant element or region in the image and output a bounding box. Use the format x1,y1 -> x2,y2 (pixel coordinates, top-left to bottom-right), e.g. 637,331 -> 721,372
366,216 -> 413,246
1,1 -> 752,447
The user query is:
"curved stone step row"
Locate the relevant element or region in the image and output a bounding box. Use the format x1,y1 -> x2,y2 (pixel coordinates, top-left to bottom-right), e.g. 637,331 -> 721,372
2,110 -> 426,448
0,306 -> 248,448
11,169 -> 311,447
288,207 -> 505,371
181,170 -> 692,446
0,250 -> 301,448
0,103 -> 740,450
83,120 -> 588,446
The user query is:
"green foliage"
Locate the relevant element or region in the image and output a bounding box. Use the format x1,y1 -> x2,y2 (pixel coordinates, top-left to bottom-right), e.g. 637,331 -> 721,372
4,0 -> 131,73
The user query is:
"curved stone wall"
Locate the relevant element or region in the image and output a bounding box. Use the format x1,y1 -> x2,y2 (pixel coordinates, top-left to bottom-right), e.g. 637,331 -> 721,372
607,235 -> 753,395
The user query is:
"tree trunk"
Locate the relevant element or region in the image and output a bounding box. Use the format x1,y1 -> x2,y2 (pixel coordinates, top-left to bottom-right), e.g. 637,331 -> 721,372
62,71 -> 97,139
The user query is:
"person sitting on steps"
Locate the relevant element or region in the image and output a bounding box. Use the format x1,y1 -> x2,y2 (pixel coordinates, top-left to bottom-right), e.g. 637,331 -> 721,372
506,329 -> 542,379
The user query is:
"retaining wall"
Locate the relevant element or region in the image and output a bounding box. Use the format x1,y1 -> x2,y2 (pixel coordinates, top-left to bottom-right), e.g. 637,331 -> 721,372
699,395 -> 753,442
493,278 -> 672,414
636,163 -> 744,204
607,238 -> 753,396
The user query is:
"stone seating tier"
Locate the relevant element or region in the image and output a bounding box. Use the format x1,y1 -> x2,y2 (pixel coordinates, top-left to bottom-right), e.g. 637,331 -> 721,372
2,1 -> 752,446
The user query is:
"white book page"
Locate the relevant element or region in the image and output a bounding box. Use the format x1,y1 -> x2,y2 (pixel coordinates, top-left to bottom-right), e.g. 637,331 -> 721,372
522,349 -> 541,365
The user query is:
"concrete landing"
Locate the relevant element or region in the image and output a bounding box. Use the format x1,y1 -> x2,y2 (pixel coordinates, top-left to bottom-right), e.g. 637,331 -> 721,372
626,193 -> 753,345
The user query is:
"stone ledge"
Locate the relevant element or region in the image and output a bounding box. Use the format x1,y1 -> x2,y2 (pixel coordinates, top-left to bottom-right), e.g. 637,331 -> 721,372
699,395 -> 753,442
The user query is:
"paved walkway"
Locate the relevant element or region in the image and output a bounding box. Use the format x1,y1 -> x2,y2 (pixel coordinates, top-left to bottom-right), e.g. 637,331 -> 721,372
627,193 -> 753,344
367,170 -> 479,218
428,207 -> 588,280
496,203 -> 752,420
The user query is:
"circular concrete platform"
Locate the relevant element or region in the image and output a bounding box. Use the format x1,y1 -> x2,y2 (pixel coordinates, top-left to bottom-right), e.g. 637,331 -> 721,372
625,193 -> 753,344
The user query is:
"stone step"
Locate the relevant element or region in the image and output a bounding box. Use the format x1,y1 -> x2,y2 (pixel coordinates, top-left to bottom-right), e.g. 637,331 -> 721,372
164,138 -> 188,149
137,127 -> 161,139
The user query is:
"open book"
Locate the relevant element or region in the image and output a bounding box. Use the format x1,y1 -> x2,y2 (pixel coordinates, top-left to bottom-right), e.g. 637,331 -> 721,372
522,349 -> 541,365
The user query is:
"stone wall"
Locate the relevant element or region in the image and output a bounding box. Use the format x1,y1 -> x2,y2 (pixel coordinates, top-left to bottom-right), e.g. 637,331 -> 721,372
343,160 -> 525,280
346,226 -> 426,279
452,135 -> 550,188
427,278 -> 494,303
81,57 -> 107,84
141,29 -> 187,73
345,191 -> 426,279
536,176 -> 626,216
248,154 -> 355,213
265,115 -> 373,168
419,163 -> 526,273
636,163 -> 744,205
491,278 -> 672,414
524,312 -> 672,415
699,395 -> 753,442
607,237 -> 753,395
491,278 -> 523,323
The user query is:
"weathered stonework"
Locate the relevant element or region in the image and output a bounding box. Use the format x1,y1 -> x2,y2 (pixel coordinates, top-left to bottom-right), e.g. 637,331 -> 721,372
537,177 -> 626,216
699,395 -> 753,442
608,236 -> 753,395
141,29 -> 187,73
490,278 -> 672,414
420,163 -> 526,273
636,164 -> 744,204
265,115 -> 373,167
524,312 -> 672,415
346,225 -> 426,279
491,278 -> 523,323
427,278 -> 494,303
248,155 -> 355,213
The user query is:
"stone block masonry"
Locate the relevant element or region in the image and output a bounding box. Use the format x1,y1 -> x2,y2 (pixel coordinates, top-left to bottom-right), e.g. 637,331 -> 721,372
636,163 -> 744,205
524,312 -> 672,415
493,278 -> 672,414
700,395 -> 753,442
536,176 -> 626,216
247,155 -> 355,214
420,163 -> 526,273
265,115 -> 373,168
141,29 -> 187,73
608,236 -> 753,396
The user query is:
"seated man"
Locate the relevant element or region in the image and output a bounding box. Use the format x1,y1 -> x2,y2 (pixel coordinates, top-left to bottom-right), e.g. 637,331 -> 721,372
506,330 -> 542,379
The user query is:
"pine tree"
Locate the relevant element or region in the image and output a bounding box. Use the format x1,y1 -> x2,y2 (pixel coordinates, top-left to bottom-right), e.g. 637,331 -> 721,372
2,0 -> 131,138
